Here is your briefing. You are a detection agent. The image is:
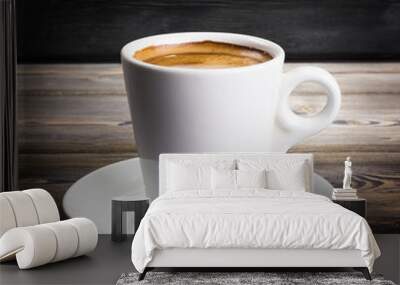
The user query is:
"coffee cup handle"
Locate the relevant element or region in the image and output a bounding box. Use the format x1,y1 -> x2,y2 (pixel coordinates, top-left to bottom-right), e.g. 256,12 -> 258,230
277,66 -> 341,143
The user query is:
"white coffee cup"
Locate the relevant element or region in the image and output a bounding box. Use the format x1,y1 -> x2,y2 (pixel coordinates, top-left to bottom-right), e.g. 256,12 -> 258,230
121,32 -> 341,199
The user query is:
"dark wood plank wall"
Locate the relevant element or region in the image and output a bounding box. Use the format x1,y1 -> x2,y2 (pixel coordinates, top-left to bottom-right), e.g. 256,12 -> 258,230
16,0 -> 400,62
17,63 -> 400,233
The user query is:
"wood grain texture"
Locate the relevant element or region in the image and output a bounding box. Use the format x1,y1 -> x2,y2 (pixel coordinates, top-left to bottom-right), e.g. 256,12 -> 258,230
16,0 -> 400,63
17,63 -> 400,233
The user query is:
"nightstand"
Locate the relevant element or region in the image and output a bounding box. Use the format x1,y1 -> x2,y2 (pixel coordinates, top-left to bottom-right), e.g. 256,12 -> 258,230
332,198 -> 366,218
112,195 -> 149,242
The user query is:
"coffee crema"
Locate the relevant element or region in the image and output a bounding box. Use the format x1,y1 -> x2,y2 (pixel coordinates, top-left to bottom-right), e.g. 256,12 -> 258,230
133,41 -> 272,69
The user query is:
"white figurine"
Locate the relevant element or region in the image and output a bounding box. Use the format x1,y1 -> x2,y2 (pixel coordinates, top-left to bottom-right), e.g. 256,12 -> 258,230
343,156 -> 352,189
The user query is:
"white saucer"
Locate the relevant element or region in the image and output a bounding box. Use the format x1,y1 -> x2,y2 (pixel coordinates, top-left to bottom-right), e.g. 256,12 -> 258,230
63,158 -> 333,234
62,158 -> 146,234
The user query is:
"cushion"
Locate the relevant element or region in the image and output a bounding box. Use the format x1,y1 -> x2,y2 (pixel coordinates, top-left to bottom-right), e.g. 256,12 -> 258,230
267,164 -> 308,191
1,191 -> 39,227
23,189 -> 60,224
236,169 -> 268,189
0,196 -> 17,237
0,189 -> 60,237
167,163 -> 211,191
42,221 -> 78,262
65,218 -> 98,257
166,159 -> 235,191
211,169 -> 268,190
0,218 -> 97,269
238,158 -> 310,191
211,168 -> 236,190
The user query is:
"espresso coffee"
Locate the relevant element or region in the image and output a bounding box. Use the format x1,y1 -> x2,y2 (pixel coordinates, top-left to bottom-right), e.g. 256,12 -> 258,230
133,41 -> 272,68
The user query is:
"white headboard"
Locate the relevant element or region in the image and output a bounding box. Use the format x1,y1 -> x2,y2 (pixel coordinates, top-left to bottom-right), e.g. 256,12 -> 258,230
159,153 -> 313,195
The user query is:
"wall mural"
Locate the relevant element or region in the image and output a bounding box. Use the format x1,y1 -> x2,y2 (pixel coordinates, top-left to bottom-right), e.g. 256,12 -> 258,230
16,1 -> 400,233
17,63 -> 400,233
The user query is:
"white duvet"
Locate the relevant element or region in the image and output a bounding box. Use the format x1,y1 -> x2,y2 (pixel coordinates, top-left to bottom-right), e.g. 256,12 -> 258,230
131,190 -> 380,272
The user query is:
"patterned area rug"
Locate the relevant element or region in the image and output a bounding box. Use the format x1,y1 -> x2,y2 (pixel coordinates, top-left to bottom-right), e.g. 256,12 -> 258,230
116,272 -> 396,285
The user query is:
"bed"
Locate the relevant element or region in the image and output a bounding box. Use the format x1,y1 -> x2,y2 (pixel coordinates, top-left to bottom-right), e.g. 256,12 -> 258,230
131,153 -> 380,280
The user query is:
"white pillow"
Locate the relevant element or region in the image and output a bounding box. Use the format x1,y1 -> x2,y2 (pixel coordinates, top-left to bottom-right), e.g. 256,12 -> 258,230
167,163 -> 211,191
211,168 -> 268,190
238,158 -> 310,191
166,159 -> 236,192
267,164 -> 307,192
211,168 -> 236,190
237,169 -> 268,189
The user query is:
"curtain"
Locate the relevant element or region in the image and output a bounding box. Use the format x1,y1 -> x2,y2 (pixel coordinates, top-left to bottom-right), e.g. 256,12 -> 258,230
0,0 -> 18,192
